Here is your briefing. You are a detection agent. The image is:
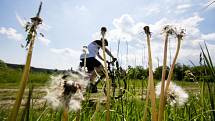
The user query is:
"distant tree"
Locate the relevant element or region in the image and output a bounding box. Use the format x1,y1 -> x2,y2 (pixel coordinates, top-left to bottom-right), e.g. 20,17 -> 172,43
173,63 -> 184,80
154,66 -> 169,80
191,65 -> 213,82
127,66 -> 148,79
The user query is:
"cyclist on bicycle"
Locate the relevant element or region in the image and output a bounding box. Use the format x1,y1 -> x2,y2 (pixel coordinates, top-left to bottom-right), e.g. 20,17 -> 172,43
79,28 -> 116,93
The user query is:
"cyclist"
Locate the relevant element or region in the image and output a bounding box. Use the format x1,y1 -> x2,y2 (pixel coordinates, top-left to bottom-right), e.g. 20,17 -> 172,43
79,28 -> 116,93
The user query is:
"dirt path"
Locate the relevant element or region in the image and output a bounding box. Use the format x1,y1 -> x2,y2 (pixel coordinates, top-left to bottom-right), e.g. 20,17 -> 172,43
0,87 -> 200,108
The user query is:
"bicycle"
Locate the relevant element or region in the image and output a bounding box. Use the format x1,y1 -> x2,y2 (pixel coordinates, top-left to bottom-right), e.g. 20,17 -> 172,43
87,60 -> 127,99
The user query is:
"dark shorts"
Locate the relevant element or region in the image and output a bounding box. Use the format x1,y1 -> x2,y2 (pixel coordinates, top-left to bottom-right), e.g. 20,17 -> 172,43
80,57 -> 102,72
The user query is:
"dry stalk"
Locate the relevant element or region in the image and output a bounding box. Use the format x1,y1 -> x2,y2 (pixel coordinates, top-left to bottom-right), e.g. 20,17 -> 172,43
164,30 -> 184,95
100,27 -> 111,121
91,85 -> 104,121
8,2 -> 43,121
83,46 -> 88,73
143,80 -> 150,121
76,110 -> 80,121
63,106 -> 69,121
158,25 -> 174,121
143,26 -> 157,121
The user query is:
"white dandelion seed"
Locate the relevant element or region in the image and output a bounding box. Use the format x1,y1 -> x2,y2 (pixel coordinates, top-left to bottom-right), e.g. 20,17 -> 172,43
156,81 -> 189,106
44,71 -> 89,112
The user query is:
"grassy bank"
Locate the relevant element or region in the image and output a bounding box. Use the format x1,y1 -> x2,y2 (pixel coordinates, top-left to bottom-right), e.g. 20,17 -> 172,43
0,66 -> 51,87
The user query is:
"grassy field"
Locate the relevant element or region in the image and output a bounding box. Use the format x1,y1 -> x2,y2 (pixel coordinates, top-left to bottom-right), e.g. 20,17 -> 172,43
0,62 -> 214,121
0,67 -> 50,85
0,77 -> 214,121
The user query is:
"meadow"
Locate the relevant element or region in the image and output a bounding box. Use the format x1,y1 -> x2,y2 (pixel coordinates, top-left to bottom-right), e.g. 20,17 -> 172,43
0,63 -> 214,121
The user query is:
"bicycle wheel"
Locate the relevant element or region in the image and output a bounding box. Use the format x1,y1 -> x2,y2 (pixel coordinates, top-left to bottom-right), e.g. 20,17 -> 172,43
103,71 -> 127,99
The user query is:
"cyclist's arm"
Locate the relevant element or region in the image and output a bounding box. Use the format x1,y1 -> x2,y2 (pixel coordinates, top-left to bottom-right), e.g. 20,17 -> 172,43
97,53 -> 104,61
105,47 -> 115,59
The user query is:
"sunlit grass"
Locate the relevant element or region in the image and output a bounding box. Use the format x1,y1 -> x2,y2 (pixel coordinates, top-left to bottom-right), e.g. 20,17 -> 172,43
0,77 -> 214,121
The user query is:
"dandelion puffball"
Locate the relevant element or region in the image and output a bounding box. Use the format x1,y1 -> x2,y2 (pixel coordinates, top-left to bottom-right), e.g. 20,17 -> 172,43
156,81 -> 189,106
44,71 -> 88,112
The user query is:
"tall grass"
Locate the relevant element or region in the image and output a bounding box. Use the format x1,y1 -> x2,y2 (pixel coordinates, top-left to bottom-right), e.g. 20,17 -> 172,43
200,42 -> 215,121
0,78 -> 214,121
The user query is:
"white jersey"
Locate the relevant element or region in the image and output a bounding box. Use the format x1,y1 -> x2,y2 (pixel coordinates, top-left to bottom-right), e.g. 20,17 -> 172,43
80,41 -> 101,59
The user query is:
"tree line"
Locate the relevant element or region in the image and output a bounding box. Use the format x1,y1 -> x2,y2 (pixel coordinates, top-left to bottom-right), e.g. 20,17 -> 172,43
127,63 -> 214,82
1,59 -> 213,82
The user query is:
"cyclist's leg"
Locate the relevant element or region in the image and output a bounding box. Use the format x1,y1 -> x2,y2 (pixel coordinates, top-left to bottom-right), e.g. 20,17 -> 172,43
88,58 -> 103,81
87,64 -> 106,93
85,70 -> 99,93
85,57 -> 102,93
93,65 -> 105,85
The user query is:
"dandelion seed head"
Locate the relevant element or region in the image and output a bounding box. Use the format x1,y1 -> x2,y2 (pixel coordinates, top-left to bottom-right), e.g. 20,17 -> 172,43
44,71 -> 88,111
156,81 -> 189,106
162,25 -> 176,35
162,25 -> 185,40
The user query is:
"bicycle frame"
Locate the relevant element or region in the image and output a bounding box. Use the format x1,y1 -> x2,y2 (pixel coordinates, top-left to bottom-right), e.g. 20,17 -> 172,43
104,60 -> 127,99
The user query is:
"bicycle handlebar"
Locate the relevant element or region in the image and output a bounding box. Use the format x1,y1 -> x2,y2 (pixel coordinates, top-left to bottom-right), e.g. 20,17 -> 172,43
106,58 -> 117,65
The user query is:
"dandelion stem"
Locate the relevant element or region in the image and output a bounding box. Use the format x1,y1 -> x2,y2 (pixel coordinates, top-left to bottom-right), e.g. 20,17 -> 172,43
76,110 -> 81,121
164,35 -> 182,98
8,3 -> 42,121
143,81 -> 150,121
143,26 -> 157,121
83,46 -> 87,73
100,27 -> 111,121
8,22 -> 37,121
158,32 -> 169,121
63,106 -> 68,121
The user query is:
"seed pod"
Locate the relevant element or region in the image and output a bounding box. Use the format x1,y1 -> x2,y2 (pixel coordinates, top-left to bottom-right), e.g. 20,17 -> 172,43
101,27 -> 107,33
143,26 -> 151,36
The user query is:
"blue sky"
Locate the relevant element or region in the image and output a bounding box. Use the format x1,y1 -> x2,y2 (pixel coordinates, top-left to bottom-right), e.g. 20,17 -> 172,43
0,0 -> 215,70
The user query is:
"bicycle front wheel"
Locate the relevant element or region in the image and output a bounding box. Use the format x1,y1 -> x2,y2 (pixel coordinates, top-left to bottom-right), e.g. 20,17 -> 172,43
103,77 -> 127,99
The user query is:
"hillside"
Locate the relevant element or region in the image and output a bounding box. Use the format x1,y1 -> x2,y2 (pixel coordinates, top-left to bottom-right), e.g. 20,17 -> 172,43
0,60 -> 57,84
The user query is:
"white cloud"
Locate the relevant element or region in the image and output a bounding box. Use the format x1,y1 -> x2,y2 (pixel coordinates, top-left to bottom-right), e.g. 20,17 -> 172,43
105,13 -> 215,67
0,27 -> 23,41
108,14 -> 204,45
50,48 -> 81,57
175,4 -> 191,14
108,29 -> 133,42
201,33 -> 215,41
106,14 -> 145,42
50,48 -> 81,69
177,4 -> 191,10
134,4 -> 161,17
113,14 -> 135,33
75,5 -> 88,13
38,36 -> 51,46
146,7 -> 160,15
